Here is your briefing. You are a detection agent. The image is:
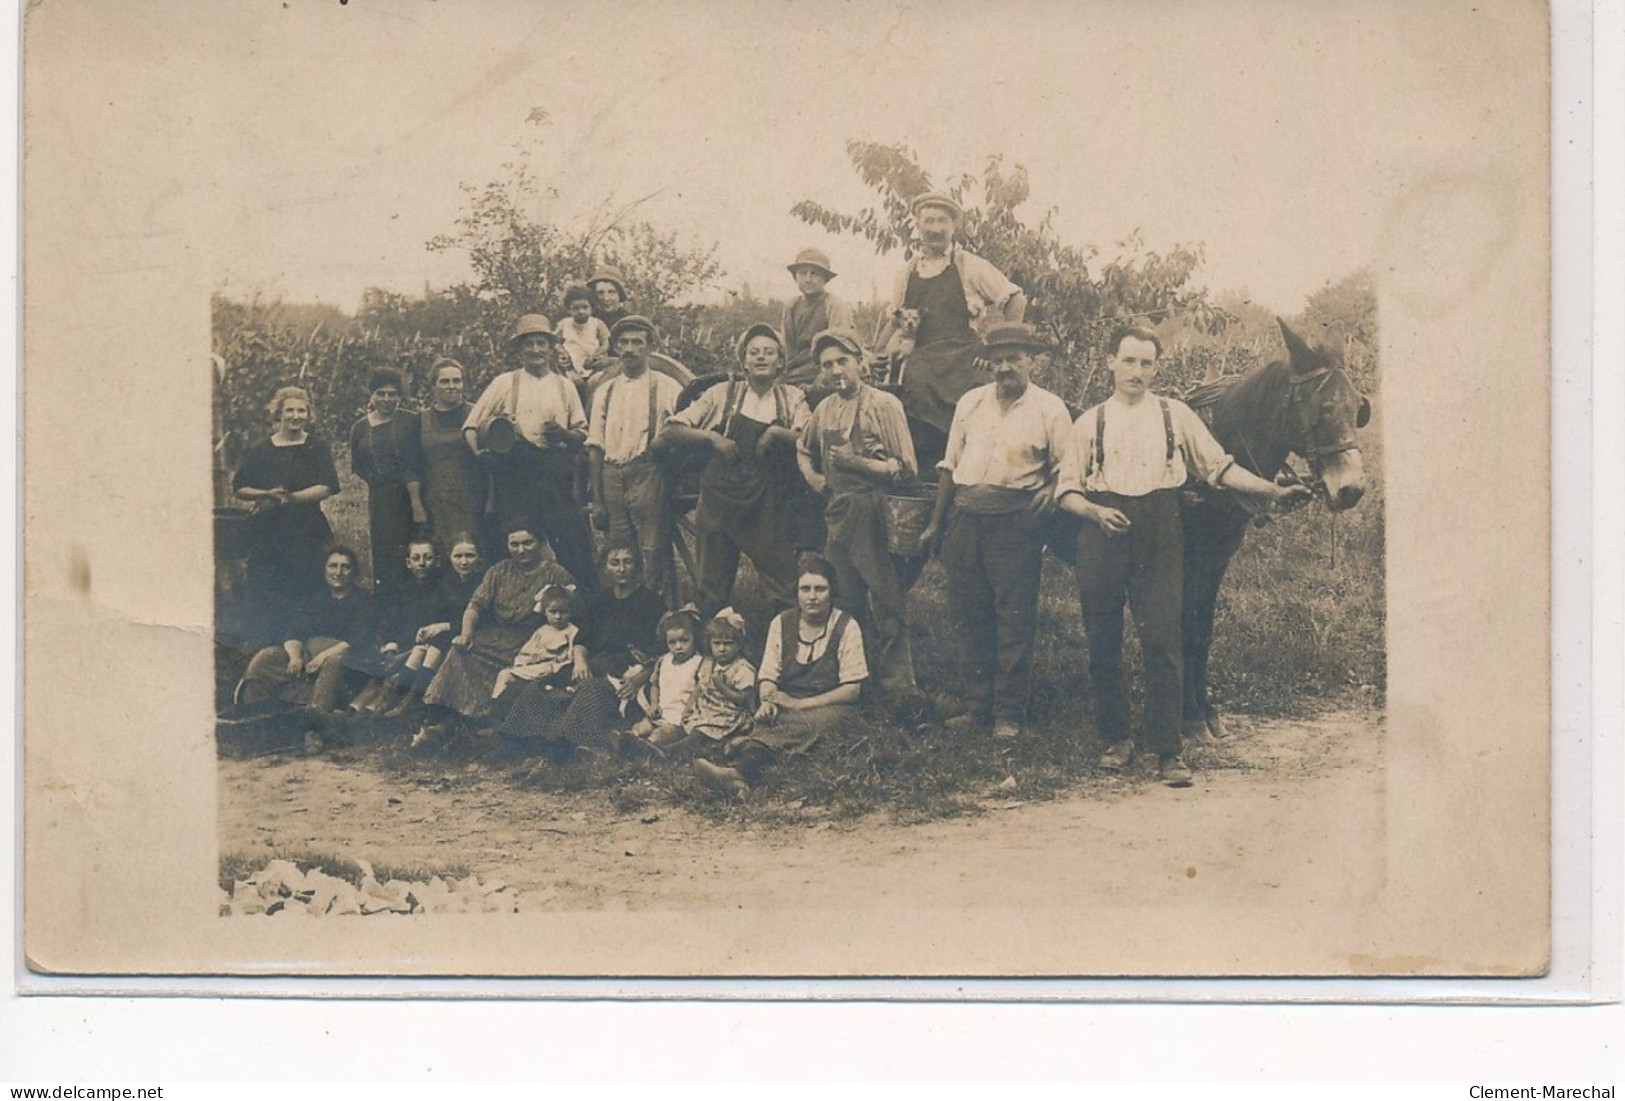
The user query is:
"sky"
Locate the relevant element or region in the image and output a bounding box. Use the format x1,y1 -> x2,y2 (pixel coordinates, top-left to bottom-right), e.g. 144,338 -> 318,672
185,0 -> 1534,317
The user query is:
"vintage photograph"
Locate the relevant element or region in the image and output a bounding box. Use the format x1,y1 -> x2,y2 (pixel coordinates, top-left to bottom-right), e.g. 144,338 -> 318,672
23,0 -> 1549,978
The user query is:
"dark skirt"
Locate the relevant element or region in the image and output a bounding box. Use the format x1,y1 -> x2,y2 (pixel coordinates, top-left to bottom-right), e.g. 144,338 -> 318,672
421,622 -> 532,718
367,482 -> 416,592
498,677 -> 629,753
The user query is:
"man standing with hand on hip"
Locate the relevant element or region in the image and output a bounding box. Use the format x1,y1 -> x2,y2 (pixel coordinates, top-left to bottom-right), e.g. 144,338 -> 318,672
1057,325 -> 1310,787
919,322 -> 1071,740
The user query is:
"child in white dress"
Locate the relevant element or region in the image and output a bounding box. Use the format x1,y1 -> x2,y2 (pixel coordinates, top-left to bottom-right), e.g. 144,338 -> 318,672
628,606 -> 704,750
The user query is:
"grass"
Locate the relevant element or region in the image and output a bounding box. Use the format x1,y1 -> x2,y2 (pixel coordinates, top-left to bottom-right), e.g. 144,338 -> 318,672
220,435 -> 1385,826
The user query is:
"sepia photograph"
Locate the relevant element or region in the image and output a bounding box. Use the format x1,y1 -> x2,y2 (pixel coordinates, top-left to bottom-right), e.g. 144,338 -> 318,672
22,0 -> 1551,979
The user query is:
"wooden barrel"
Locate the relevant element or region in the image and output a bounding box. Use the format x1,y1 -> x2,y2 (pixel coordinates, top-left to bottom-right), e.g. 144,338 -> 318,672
882,488 -> 936,557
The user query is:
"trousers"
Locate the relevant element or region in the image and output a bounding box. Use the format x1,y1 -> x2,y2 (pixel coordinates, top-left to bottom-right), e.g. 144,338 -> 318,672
940,504 -> 1044,722
1074,489 -> 1184,755
490,443 -> 598,591
602,459 -> 674,599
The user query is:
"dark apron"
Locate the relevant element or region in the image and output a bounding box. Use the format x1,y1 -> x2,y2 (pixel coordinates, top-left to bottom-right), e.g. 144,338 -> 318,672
696,384 -> 824,551
901,257 -> 985,436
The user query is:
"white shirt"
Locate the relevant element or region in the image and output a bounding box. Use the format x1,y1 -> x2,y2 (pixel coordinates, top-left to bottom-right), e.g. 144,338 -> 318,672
890,247 -> 1021,327
649,650 -> 702,724
937,382 -> 1073,491
757,609 -> 869,687
1057,393 -> 1236,499
463,369 -> 585,447
665,379 -> 811,434
587,371 -> 683,463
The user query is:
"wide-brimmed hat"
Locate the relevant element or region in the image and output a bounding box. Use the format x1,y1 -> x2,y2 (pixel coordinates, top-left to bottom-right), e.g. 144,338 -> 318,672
508,314 -> 558,345
734,322 -> 787,366
610,314 -> 658,342
910,191 -> 963,219
981,321 -> 1048,352
810,327 -> 866,363
588,267 -> 629,298
786,248 -> 836,280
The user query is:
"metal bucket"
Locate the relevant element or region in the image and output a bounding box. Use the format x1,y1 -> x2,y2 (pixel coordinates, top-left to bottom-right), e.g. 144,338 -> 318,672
882,489 -> 935,557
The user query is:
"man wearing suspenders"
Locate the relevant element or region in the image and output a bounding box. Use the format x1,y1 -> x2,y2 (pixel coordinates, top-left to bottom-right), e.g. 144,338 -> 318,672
586,315 -> 683,601
1057,326 -> 1309,787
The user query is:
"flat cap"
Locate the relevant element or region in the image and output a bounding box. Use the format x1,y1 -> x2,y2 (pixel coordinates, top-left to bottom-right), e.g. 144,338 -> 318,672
910,191 -> 963,219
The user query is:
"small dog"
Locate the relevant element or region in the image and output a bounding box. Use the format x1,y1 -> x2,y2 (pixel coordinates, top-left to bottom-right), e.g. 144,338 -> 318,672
879,308 -> 922,387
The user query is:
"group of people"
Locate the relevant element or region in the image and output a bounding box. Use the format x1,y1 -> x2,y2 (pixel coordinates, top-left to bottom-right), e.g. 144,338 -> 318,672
226,193 -> 1309,792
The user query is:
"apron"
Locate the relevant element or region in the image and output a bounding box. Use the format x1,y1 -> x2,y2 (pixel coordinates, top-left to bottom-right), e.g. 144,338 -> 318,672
695,381 -> 824,550
816,388 -> 888,550
901,256 -> 985,435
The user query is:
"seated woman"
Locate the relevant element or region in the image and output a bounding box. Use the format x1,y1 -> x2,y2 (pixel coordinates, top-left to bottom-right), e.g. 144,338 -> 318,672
414,519 -> 575,748
693,554 -> 868,795
497,541 -> 664,758
235,545 -> 375,753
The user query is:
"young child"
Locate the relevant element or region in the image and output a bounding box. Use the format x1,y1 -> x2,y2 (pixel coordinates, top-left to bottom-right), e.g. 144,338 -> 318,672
628,606 -> 704,750
488,585 -> 584,723
663,608 -> 756,751
557,283 -> 611,379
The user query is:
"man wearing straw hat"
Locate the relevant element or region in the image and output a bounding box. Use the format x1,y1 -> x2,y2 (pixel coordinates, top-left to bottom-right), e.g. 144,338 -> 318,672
796,327 -> 920,697
875,191 -> 1026,465
781,247 -> 855,386
918,321 -> 1070,740
463,313 -> 597,592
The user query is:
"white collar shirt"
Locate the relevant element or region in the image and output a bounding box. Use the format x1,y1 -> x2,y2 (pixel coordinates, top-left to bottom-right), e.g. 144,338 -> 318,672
937,382 -> 1072,491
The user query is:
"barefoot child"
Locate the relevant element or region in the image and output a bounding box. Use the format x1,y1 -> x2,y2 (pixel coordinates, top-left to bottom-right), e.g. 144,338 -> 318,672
628,606 -> 704,750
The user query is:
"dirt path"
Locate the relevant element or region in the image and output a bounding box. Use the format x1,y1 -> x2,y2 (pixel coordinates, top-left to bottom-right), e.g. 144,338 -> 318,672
219,710 -> 1383,915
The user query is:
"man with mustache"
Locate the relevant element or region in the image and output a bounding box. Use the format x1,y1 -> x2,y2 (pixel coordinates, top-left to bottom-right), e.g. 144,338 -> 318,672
586,315 -> 684,601
875,192 -> 1027,466
918,322 -> 1070,740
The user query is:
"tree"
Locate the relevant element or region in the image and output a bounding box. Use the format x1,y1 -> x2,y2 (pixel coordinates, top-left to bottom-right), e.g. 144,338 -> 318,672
427,141 -> 723,338
793,140 -> 1226,408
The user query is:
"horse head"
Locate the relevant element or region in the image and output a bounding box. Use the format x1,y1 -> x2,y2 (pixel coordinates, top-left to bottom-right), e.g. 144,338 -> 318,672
1278,319 -> 1369,511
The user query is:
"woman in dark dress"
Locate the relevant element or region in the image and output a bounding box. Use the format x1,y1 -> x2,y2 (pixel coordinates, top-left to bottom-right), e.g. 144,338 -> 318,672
232,386 -> 340,647
235,545 -> 375,753
498,541 -> 664,756
349,369 -> 426,596
414,520 -> 575,748
417,359 -> 488,559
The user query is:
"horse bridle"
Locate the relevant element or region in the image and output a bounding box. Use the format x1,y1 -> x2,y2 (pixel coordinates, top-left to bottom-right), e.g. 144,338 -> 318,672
1234,364 -> 1369,503
1285,364 -> 1369,474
